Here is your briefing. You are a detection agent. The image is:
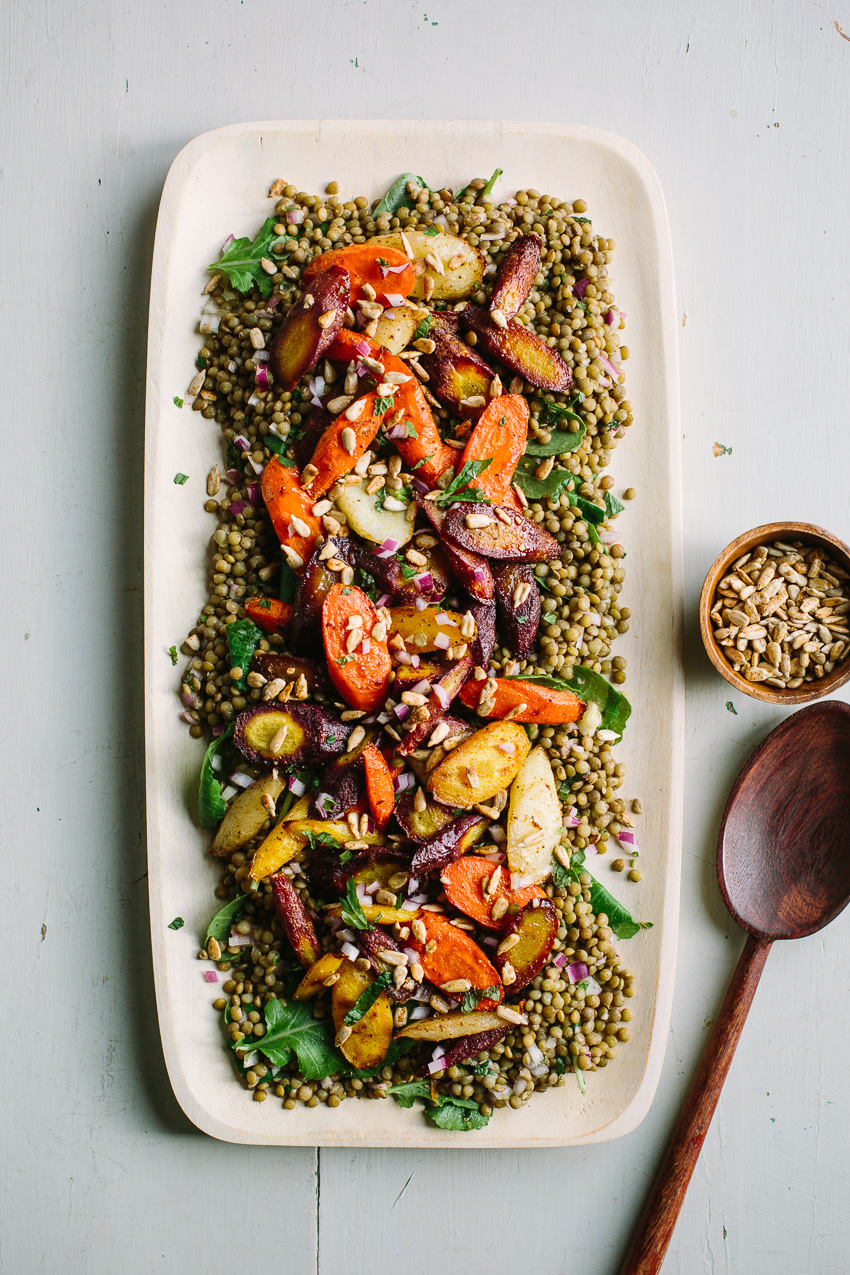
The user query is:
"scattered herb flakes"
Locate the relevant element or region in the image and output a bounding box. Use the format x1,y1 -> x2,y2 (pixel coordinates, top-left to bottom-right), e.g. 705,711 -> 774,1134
603,491 -> 625,518
168,645 -> 178,665
173,473 -> 189,485
423,225 -> 439,236
173,396 -> 184,409
303,828 -> 343,851
168,917 -> 185,931
263,432 -> 288,456
713,442 -> 733,457
726,701 -> 738,715
340,878 -> 373,931
338,850 -> 352,864
542,612 -> 557,624
412,314 -> 432,340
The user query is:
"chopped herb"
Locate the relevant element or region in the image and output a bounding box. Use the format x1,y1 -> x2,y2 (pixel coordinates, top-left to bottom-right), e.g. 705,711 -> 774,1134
550,858 -> 572,889
423,225 -> 439,236
553,1056 -> 567,1076
341,586 -> 352,595
375,395 -> 395,414
205,894 -> 247,945
336,653 -> 356,666
210,215 -> 279,299
263,433 -> 288,456
196,355 -> 208,369
575,300 -> 588,314
338,850 -> 352,864
168,917 -> 184,931
398,561 -> 418,580
435,458 -> 492,506
572,1052 -> 587,1093
279,555 -> 299,604
168,645 -> 178,665
726,701 -> 738,715
460,984 -> 499,1013
340,878 -> 373,931
412,314 -> 432,340
573,215 -> 591,225
411,454 -> 433,470
173,473 -> 189,485
377,256 -> 389,268
198,725 -> 234,830
405,420 -> 419,438
173,396 -> 184,409
256,597 -> 271,610
303,828 -> 343,851
542,612 -> 557,624
343,971 -> 392,1025
603,491 -> 625,518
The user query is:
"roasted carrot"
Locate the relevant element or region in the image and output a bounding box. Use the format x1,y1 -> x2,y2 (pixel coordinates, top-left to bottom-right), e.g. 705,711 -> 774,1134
407,911 -> 502,1008
457,394 -> 528,503
459,676 -> 585,724
244,596 -> 292,636
303,392 -> 387,498
362,744 -> 395,830
440,856 -> 545,931
327,328 -> 456,486
260,456 -> 322,569
303,244 -> 415,307
322,583 -> 392,712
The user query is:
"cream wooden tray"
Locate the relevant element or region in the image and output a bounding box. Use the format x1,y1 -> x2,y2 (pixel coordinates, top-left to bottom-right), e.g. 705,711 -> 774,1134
144,120 -> 683,1146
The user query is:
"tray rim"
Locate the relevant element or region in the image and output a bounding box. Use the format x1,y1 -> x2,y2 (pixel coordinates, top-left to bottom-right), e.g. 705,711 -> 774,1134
144,118 -> 684,1147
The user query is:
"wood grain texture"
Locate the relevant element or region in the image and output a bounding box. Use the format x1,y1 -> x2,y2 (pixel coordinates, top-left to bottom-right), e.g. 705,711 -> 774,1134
3,0 -> 850,1271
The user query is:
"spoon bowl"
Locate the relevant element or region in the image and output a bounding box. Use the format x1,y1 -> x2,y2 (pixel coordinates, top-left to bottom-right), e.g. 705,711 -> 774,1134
718,700 -> 850,940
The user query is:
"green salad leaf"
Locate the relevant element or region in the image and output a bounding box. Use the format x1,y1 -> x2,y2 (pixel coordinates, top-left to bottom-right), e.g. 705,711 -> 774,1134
507,666 -> 631,736
205,894 -> 248,945
604,490 -> 625,518
387,1081 -> 491,1130
210,216 -> 279,298
256,997 -> 343,1079
523,424 -> 586,458
512,455 -> 572,502
387,1080 -> 431,1108
263,433 -> 288,457
226,618 -> 262,690
198,724 -> 234,830
550,848 -> 648,940
340,877 -> 373,932
374,173 -> 431,216
435,458 -> 492,505
343,971 -> 392,1026
279,555 -> 299,604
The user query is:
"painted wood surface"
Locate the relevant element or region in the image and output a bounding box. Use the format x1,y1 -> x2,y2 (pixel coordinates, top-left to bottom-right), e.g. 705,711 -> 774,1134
3,1 -> 850,1272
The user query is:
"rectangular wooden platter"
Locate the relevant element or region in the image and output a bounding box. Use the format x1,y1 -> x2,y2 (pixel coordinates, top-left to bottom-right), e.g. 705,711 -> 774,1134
144,120 -> 683,1146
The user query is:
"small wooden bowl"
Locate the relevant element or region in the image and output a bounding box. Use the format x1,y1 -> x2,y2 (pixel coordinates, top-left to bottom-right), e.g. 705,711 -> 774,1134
699,521 -> 850,705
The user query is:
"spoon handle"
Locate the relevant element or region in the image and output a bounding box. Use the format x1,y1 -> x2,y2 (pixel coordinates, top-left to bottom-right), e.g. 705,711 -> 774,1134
620,932 -> 772,1275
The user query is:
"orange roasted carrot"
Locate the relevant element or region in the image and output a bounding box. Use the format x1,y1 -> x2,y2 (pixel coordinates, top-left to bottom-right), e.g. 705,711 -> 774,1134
322,583 -> 392,712
303,392 -> 387,498
440,857 -> 545,931
406,911 -> 502,1007
303,245 -> 415,307
260,456 -> 322,569
458,394 -> 529,503
362,744 -> 395,830
459,676 -> 584,723
326,328 -> 456,486
244,596 -> 292,635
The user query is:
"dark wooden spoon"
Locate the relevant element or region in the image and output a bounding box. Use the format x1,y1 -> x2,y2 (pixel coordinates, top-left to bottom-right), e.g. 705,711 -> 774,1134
621,700 -> 850,1275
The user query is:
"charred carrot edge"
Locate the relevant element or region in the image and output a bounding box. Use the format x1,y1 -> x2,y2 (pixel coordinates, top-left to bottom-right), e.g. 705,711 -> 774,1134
440,856 -> 545,932
362,744 -> 395,830
410,911 -> 502,1008
458,394 -> 529,503
244,596 -> 292,635
322,582 -> 392,712
304,392 -> 387,498
327,328 -> 456,485
303,244 -> 415,305
260,456 -> 322,567
458,676 -> 584,724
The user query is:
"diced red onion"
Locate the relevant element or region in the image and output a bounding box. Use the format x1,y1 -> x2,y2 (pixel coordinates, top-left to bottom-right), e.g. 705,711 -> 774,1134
212,725 -> 225,737
433,682 -> 450,709
564,808 -> 580,828
255,363 -> 270,390
379,261 -> 410,277
406,893 -> 427,906
600,529 -> 621,546
385,292 -> 406,307
427,1058 -> 446,1074
179,711 -> 195,724
229,501 -> 248,515
361,638 -> 371,655
410,679 -> 430,695
228,771 -> 253,789
489,825 -> 506,843
552,953 -> 568,968
529,1061 -> 548,1078
340,941 -> 360,961
431,1045 -> 445,1060
354,338 -> 371,357
395,651 -> 413,666
355,883 -> 369,903
433,632 -> 450,650
409,1006 -> 429,1021
412,476 -> 431,495
583,976 -> 602,997
225,468 -> 240,485
410,984 -> 432,1002
598,353 -> 621,381
252,347 -> 269,361
376,593 -> 391,607
414,597 -> 428,611
247,392 -> 261,408
409,655 -> 420,668
228,930 -> 253,946
233,435 -> 251,451
574,277 -> 589,300
181,688 -> 196,708
497,741 -> 515,755
286,208 -> 304,225
338,927 -> 356,943
413,571 -> 434,593
393,771 -> 416,793
204,971 -> 219,983
618,829 -> 639,849
482,936 -> 498,949
288,775 -> 307,797
386,420 -> 408,440
434,213 -> 451,230
221,233 -> 235,253
393,702 -> 411,721
374,538 -> 400,558
527,1043 -> 544,1066
308,375 -> 325,407
604,308 -> 618,326
365,880 -> 381,896
480,850 -> 505,863
246,482 -> 260,506
435,612 -> 454,626
566,961 -> 589,984
246,455 -> 264,475
471,566 -> 487,583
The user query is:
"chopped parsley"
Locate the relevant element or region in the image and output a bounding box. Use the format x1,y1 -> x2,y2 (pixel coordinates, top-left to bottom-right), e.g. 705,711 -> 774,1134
173,396 -> 184,409
435,458 -> 492,506
423,225 -> 440,236
412,314 -> 432,340
168,645 -> 178,665
336,653 -> 356,666
168,917 -> 185,931
340,878 -> 372,932
405,420 -> 419,438
304,828 -> 343,851
375,395 -> 395,415
173,472 -> 189,485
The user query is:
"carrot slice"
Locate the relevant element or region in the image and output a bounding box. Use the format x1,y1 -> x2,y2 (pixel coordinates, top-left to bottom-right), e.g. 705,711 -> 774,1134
260,456 -> 322,569
244,596 -> 292,635
440,856 -> 545,931
326,328 -> 456,486
407,911 -> 502,1008
362,744 -> 395,830
303,245 -> 415,307
304,392 -> 388,498
459,676 -> 585,724
322,583 -> 392,712
458,394 -> 528,504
